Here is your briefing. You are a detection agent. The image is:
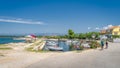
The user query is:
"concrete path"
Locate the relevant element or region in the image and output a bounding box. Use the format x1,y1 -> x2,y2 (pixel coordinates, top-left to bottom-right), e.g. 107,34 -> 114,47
27,42 -> 120,68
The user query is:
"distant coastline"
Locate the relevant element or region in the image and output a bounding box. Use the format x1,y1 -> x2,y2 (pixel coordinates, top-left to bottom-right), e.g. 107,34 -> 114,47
0,33 -> 66,37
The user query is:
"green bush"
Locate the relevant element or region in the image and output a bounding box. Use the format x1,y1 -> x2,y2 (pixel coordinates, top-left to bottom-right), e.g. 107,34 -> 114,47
69,44 -> 74,51
79,45 -> 84,50
112,35 -> 120,38
89,41 -> 100,49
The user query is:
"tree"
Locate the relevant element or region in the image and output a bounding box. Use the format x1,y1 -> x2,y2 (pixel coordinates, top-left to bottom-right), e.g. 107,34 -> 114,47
86,32 -> 100,39
68,29 -> 75,39
86,32 -> 92,39
79,33 -> 86,39
74,33 -> 79,39
78,32 -> 100,40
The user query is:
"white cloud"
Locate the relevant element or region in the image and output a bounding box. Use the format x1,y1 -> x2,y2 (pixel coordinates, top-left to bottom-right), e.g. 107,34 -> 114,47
0,18 -> 44,25
102,24 -> 113,30
88,27 -> 91,30
103,27 -> 108,30
108,24 -> 113,28
95,27 -> 100,30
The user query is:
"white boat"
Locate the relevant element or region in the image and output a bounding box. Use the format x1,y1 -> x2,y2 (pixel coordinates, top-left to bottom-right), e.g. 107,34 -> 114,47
81,43 -> 90,48
48,46 -> 63,51
46,41 -> 58,46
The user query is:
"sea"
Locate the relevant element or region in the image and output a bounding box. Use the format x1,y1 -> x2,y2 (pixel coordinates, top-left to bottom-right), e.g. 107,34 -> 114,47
0,37 -> 25,44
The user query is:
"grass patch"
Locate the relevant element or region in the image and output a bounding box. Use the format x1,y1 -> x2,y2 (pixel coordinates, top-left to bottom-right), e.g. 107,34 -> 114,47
26,47 -> 33,52
25,47 -> 50,53
0,44 -> 12,50
0,44 -> 8,46
0,47 -> 12,50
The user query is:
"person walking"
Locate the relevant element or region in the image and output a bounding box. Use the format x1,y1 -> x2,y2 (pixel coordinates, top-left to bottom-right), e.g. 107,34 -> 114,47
105,41 -> 108,49
101,40 -> 104,50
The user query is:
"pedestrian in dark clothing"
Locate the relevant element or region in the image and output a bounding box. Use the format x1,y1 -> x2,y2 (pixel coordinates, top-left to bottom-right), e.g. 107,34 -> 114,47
105,41 -> 108,49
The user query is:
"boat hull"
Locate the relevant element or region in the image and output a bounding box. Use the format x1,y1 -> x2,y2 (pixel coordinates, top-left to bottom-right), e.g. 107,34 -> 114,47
48,47 -> 63,51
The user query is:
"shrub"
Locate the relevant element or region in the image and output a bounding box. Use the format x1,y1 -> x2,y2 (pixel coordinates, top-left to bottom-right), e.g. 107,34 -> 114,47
69,44 -> 74,51
79,45 -> 84,50
89,41 -> 100,49
112,35 -> 120,38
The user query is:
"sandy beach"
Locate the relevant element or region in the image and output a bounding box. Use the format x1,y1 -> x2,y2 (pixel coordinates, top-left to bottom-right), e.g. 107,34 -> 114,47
0,42 -> 62,68
0,42 -> 120,68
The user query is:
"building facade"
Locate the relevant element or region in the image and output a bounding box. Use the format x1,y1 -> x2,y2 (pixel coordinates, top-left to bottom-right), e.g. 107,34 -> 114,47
100,26 -> 120,35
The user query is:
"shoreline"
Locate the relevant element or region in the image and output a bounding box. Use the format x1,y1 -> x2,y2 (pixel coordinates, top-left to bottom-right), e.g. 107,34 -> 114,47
0,42 -> 117,68
0,40 -> 106,68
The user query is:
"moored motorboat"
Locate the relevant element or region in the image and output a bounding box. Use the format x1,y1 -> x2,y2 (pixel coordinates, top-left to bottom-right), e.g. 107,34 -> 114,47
46,41 -> 58,46
48,46 -> 63,51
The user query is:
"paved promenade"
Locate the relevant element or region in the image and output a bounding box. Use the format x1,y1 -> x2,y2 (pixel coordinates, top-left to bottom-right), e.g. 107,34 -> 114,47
27,42 -> 120,68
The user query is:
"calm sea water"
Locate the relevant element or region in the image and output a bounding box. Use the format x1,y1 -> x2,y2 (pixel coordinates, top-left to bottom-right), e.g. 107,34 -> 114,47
0,37 -> 25,44
58,41 -> 69,51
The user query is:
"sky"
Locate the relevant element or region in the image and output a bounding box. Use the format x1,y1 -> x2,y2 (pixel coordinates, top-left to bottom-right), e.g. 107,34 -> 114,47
0,0 -> 120,35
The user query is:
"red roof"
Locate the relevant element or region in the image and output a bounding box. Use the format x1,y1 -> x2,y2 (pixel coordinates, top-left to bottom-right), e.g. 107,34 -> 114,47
30,35 -> 36,38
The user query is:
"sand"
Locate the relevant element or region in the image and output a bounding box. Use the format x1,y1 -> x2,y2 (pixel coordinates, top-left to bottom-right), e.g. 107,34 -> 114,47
27,42 -> 120,68
0,42 -> 61,68
1,42 -> 120,68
